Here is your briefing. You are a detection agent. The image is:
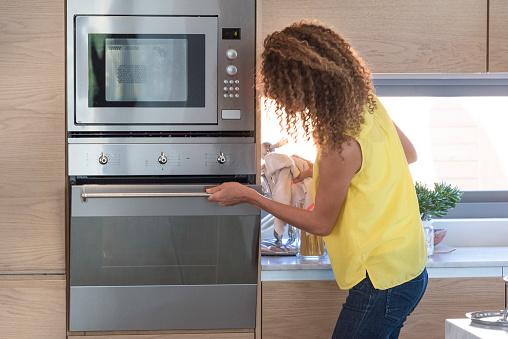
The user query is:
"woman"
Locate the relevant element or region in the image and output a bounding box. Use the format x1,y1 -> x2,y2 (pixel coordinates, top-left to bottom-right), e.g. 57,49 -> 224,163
207,22 -> 428,339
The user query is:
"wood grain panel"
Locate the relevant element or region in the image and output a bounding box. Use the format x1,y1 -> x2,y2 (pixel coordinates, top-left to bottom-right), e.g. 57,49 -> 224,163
69,334 -> 254,339
262,281 -> 346,339
262,278 -> 504,339
0,276 -> 66,339
400,277 -> 505,339
489,0 -> 508,71
0,0 -> 65,272
260,0 -> 487,73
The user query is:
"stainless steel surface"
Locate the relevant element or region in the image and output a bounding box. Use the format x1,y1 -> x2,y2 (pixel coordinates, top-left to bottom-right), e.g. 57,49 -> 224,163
81,191 -> 210,199
75,16 -> 218,125
70,183 -> 260,331
68,143 -> 255,176
72,184 -> 260,217
69,284 -> 257,331
67,136 -> 255,144
466,310 -> 508,329
67,0 -> 256,132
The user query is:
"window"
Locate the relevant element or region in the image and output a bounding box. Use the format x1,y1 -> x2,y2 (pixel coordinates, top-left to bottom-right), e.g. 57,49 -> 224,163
381,95 -> 508,218
382,96 -> 508,191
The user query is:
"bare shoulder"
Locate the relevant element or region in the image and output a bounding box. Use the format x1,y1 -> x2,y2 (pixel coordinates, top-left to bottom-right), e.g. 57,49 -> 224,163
319,139 -> 362,174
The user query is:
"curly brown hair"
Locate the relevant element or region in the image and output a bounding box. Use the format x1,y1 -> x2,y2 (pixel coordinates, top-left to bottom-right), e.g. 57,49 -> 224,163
261,21 -> 376,150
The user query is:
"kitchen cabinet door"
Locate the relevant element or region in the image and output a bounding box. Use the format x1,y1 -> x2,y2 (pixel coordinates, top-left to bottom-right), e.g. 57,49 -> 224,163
260,0 -> 487,73
400,277 -> 505,339
262,281 -> 347,339
0,276 -> 66,339
489,0 -> 508,71
0,0 -> 65,273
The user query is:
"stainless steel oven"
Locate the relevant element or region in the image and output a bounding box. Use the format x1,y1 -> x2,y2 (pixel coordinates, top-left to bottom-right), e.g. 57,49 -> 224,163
66,0 -> 258,333
67,0 -> 255,132
69,184 -> 259,331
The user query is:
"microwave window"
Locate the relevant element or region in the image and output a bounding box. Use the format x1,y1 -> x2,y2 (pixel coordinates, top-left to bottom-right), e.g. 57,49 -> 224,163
88,34 -> 205,108
105,38 -> 188,102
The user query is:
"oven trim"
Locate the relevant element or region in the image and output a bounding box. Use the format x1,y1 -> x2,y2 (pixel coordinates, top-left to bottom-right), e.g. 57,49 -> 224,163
69,284 -> 257,330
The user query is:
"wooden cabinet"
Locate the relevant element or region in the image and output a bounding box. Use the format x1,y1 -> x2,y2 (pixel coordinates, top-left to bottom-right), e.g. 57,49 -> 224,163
262,281 -> 347,339
262,278 -> 504,339
0,0 -> 65,273
0,276 -> 66,339
259,0 -> 487,73
400,277 -> 505,339
69,334 -> 254,339
489,0 -> 508,71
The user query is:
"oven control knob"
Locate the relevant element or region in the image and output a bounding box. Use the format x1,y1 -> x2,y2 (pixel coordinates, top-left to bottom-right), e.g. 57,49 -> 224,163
158,152 -> 168,165
226,65 -> 238,76
217,152 -> 227,165
98,153 -> 108,165
226,49 -> 238,60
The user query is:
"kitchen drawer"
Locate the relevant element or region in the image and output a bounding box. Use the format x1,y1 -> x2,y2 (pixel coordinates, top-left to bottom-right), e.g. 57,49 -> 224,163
400,277 -> 505,339
0,276 -> 66,339
262,280 -> 347,339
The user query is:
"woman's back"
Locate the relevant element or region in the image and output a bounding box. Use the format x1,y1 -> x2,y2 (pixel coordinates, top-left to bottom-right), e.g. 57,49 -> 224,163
314,98 -> 427,290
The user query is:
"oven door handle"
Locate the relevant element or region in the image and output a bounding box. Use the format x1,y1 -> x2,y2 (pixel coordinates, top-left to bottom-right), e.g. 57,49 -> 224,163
81,191 -> 210,200
74,184 -> 260,216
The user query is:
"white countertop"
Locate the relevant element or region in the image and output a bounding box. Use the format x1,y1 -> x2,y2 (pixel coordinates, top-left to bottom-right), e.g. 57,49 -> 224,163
446,319 -> 508,339
261,247 -> 508,281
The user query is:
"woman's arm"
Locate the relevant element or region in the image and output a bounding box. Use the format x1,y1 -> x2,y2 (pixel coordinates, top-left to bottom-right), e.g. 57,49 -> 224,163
393,123 -> 417,164
207,140 -> 361,236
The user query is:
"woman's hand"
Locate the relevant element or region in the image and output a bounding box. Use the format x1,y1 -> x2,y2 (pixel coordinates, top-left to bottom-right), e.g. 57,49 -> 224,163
206,182 -> 256,206
293,167 -> 313,183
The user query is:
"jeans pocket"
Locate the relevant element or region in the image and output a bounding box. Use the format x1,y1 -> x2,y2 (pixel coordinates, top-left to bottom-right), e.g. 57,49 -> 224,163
385,277 -> 426,323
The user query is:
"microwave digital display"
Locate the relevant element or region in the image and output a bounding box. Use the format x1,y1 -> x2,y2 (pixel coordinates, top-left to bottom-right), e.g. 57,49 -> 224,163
222,28 -> 241,40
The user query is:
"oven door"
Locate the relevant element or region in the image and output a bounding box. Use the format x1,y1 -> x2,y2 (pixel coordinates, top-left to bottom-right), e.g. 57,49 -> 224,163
75,16 -> 217,125
69,184 -> 259,331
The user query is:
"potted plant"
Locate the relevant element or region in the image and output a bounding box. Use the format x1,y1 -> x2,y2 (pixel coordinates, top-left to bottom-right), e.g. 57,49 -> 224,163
415,182 -> 462,255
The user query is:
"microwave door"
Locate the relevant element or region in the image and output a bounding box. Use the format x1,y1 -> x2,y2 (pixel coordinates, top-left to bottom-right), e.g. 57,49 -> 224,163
74,16 -> 218,125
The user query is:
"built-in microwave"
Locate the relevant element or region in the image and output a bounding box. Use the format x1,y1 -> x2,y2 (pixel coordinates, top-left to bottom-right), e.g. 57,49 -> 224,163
67,0 -> 255,133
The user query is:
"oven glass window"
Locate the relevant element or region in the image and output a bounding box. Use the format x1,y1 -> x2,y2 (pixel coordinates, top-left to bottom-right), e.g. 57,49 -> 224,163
88,34 -> 205,108
70,215 -> 259,286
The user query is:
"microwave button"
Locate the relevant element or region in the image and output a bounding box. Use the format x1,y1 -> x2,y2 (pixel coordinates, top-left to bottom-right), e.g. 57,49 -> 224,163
226,49 -> 238,60
235,87 -> 240,91
229,93 -> 234,98
224,79 -> 229,84
226,65 -> 238,76
223,86 -> 229,91
221,109 -> 241,120
229,80 -> 234,84
235,93 -> 240,98
235,80 -> 240,84
223,93 -> 228,98
229,86 -> 234,91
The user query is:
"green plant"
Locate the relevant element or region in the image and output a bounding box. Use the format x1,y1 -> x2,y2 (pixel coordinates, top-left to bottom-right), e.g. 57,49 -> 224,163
415,182 -> 463,221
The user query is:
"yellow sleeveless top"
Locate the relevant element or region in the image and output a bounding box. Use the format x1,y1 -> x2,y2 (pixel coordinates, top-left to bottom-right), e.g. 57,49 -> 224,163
313,98 -> 427,290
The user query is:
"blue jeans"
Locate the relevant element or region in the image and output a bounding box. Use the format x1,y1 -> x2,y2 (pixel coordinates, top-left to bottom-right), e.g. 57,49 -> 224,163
332,269 -> 428,339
